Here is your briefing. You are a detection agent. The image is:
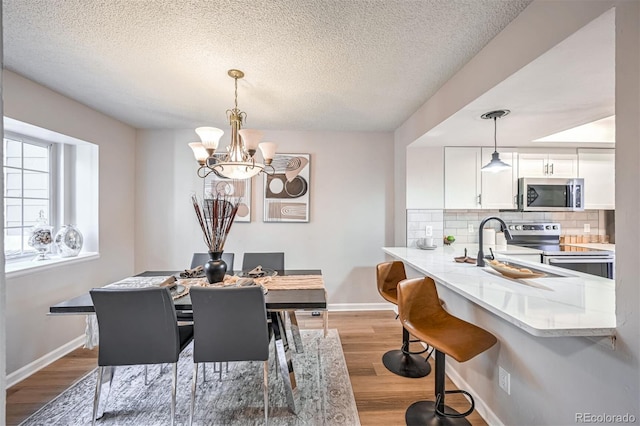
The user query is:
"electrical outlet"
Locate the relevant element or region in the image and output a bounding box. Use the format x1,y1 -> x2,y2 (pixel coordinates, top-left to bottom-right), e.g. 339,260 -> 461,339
499,366 -> 511,395
584,223 -> 591,233
468,224 -> 474,233
426,226 -> 433,237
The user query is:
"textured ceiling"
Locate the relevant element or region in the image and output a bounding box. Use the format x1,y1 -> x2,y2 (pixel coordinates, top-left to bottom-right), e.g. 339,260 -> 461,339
3,0 -> 532,131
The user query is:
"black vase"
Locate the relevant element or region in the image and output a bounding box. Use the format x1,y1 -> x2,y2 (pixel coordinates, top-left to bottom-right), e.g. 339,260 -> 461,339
204,251 -> 227,284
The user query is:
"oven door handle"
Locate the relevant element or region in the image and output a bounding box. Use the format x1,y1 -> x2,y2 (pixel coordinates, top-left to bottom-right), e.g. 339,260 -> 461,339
547,257 -> 613,264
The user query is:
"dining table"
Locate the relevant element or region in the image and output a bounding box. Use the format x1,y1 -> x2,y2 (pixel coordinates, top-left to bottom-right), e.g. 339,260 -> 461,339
49,269 -> 327,416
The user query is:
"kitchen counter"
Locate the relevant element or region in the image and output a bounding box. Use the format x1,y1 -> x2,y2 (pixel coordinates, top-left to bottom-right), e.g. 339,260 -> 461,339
565,243 -> 615,252
382,246 -> 615,337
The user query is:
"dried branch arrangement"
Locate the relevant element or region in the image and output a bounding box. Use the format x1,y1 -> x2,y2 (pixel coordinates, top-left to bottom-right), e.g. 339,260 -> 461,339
191,194 -> 240,252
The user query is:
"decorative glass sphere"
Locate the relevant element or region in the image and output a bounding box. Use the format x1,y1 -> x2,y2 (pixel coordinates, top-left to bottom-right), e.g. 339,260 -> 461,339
54,224 -> 83,258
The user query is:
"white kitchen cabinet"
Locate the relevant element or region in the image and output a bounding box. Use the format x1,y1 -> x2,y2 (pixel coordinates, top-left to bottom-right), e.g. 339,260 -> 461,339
578,148 -> 615,209
406,146 -> 444,208
444,147 -> 481,209
518,149 -> 578,178
480,148 -> 518,209
444,147 -> 518,209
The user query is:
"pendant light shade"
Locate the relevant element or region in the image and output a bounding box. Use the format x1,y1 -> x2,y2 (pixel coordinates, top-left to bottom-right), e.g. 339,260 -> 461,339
481,109 -> 511,173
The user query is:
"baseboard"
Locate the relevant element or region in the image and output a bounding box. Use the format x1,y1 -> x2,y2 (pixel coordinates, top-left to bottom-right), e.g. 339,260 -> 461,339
327,302 -> 394,311
445,364 -> 504,426
6,335 -> 85,388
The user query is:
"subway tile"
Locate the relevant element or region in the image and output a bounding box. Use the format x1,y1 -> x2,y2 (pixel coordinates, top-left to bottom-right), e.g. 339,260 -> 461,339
458,212 -> 479,220
445,220 -> 469,229
409,213 -> 428,222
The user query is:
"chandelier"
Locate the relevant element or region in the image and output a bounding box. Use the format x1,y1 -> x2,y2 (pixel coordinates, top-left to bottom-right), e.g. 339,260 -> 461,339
189,69 -> 277,179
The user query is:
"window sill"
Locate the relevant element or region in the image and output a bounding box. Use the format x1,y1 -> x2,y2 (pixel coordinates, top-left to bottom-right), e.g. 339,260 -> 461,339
5,252 -> 100,279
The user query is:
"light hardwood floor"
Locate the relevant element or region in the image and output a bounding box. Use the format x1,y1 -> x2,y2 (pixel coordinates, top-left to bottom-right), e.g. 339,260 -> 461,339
5,310 -> 488,425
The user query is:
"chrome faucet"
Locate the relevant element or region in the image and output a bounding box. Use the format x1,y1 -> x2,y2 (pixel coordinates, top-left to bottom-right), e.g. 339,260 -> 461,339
477,216 -> 512,267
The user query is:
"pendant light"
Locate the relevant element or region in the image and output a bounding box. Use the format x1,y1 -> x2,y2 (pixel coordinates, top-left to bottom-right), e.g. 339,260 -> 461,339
480,109 -> 511,173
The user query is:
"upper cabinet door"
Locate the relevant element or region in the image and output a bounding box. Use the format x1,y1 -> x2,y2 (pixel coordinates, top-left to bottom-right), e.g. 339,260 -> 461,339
444,147 -> 481,209
547,153 -> 578,177
578,148 -> 615,209
518,149 -> 578,178
518,152 -> 549,177
480,148 -> 518,209
406,146 -> 444,209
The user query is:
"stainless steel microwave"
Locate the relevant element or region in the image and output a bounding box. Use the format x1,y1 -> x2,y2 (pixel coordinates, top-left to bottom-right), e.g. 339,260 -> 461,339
517,178 -> 584,211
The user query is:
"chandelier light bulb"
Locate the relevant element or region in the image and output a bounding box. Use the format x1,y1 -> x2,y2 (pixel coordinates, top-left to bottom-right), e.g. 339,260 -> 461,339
195,127 -> 224,150
238,129 -> 264,153
188,142 -> 209,164
259,142 -> 277,164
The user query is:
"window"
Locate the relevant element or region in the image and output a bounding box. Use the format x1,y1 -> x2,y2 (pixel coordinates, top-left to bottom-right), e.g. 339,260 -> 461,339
3,133 -> 56,259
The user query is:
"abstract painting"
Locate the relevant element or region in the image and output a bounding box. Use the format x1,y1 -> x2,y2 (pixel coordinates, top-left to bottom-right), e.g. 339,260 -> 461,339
263,153 -> 310,222
204,158 -> 251,222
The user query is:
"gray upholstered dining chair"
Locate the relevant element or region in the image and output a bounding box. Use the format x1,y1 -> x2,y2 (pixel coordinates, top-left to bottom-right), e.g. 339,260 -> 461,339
190,252 -> 235,274
90,287 -> 194,426
241,252 -> 305,353
241,252 -> 284,272
189,286 -> 271,425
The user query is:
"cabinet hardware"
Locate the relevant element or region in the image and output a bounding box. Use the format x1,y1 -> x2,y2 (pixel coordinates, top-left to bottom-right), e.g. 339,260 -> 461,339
550,163 -> 554,175
477,194 -> 482,205
544,163 -> 549,175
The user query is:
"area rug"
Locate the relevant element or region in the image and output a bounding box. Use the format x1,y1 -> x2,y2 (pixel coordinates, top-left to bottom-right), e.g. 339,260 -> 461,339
20,329 -> 360,426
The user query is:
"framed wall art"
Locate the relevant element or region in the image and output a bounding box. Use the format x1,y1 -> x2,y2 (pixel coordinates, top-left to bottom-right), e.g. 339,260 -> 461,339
204,157 -> 251,222
263,153 -> 310,222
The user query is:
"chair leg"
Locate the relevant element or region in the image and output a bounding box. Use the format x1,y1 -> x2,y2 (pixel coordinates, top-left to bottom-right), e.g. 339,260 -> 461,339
263,360 -> 269,424
171,363 -> 177,426
382,327 -> 431,378
405,350 -> 472,425
145,365 -> 148,385
92,366 -> 104,426
203,362 -> 207,382
190,363 -> 198,426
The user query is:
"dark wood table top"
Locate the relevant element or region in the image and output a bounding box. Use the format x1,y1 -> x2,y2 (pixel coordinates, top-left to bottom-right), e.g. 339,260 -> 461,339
49,269 -> 326,314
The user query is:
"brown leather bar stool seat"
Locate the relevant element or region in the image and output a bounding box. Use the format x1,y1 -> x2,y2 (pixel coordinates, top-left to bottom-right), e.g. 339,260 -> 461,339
398,277 -> 497,425
377,261 -> 431,378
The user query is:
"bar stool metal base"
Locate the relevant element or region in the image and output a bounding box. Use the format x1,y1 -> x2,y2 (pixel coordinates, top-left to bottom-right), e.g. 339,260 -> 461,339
382,350 -> 431,378
405,401 -> 471,426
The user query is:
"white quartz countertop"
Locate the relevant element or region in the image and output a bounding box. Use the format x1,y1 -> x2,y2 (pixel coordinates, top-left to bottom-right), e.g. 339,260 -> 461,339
565,243 -> 615,252
382,246 -> 616,337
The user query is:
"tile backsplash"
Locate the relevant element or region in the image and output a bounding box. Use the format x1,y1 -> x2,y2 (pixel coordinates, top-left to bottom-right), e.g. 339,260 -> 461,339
407,209 -> 603,247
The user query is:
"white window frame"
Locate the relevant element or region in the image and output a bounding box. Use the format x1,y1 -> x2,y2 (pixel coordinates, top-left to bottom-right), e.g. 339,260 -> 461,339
3,117 -> 100,276
3,132 -> 58,261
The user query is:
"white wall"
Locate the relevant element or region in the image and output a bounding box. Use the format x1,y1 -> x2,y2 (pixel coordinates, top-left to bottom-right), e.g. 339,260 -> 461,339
2,71 -> 137,376
395,1 -> 639,424
1,2 -> 7,419
135,129 -> 394,306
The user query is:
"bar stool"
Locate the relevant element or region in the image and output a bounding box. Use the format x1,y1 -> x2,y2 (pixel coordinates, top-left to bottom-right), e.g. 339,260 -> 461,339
397,277 -> 497,425
376,261 -> 431,378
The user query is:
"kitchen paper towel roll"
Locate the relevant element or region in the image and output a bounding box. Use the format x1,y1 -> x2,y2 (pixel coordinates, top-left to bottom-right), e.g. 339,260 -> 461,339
496,232 -> 507,247
483,228 -> 496,246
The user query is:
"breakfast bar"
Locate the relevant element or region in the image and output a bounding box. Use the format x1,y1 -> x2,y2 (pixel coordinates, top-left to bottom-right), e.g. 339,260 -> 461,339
383,246 -> 616,337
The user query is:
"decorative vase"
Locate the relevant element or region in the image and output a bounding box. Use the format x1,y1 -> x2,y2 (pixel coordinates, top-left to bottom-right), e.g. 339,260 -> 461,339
28,224 -> 53,261
54,224 -> 84,257
204,251 -> 227,284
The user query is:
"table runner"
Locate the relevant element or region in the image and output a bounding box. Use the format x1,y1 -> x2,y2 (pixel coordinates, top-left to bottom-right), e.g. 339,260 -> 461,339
178,274 -> 325,290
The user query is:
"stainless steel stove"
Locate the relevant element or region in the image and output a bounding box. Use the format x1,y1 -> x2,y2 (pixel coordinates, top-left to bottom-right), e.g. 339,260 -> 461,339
507,222 -> 614,279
